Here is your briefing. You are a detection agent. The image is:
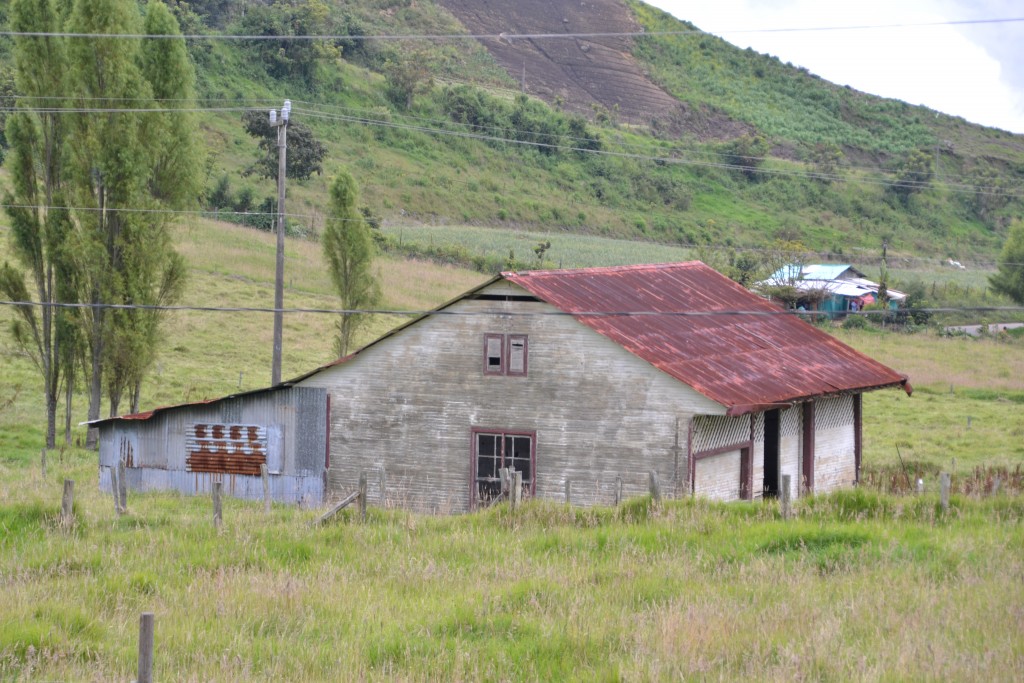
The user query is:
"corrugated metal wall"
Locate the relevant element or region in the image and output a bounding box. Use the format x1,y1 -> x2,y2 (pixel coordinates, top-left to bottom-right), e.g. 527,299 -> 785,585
98,386 -> 327,504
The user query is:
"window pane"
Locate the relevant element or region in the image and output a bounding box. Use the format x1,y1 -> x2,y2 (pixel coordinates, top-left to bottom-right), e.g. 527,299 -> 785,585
508,335 -> 527,375
485,335 -> 503,371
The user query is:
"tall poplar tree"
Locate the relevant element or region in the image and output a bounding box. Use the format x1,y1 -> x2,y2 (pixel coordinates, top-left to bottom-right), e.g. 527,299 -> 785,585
0,0 -> 76,449
322,171 -> 381,357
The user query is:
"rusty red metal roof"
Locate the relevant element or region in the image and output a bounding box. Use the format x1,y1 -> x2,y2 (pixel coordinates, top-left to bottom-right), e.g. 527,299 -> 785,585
505,262 -> 910,416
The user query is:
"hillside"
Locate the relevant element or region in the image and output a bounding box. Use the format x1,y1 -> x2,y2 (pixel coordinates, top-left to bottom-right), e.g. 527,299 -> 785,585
171,0 -> 1023,264
1,0 -> 1023,265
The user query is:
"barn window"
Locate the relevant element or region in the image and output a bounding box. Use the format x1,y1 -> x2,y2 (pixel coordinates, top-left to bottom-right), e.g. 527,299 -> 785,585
472,428 -> 535,506
483,333 -> 528,376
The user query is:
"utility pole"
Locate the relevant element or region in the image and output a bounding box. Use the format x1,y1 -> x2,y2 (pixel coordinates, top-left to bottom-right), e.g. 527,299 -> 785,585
269,100 -> 290,386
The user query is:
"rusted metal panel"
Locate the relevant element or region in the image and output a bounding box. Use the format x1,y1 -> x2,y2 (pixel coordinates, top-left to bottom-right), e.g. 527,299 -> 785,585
504,262 -> 911,413
185,423 -> 267,476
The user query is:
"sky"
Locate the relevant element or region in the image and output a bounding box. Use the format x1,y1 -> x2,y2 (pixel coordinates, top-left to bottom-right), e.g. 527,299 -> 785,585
647,0 -> 1024,134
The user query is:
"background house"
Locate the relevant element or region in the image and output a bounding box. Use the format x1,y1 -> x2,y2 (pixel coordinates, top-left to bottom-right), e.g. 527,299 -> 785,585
92,262 -> 911,511
759,264 -> 905,317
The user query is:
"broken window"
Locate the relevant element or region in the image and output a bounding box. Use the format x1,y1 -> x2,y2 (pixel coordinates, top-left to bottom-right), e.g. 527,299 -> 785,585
473,429 -> 534,506
482,333 -> 528,376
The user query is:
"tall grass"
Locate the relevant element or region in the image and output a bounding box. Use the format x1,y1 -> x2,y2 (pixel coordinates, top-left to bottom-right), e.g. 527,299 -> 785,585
1,452 -> 1021,680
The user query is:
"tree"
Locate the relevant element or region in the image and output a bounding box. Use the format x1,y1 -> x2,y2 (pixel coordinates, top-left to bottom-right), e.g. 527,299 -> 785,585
382,49 -> 434,110
236,0 -> 339,87
889,149 -> 933,205
322,171 -> 381,357
722,134 -> 770,181
241,109 -> 326,181
0,0 -> 75,449
989,220 -> 1024,305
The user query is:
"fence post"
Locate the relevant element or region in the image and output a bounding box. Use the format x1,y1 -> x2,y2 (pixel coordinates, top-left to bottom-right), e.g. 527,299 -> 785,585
260,464 -> 271,514
939,472 -> 951,513
358,472 -> 367,522
510,471 -> 522,511
111,466 -> 122,516
615,476 -> 623,506
40,449 -> 46,478
648,470 -> 662,504
60,479 -> 74,527
212,481 -> 223,529
564,478 -> 572,506
378,466 -> 387,507
137,612 -> 154,683
118,460 -> 128,513
780,474 -> 792,521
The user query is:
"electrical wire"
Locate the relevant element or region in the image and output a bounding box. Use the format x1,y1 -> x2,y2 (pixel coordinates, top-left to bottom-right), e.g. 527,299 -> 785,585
1,300 -> 1021,318
2,17 -> 1022,41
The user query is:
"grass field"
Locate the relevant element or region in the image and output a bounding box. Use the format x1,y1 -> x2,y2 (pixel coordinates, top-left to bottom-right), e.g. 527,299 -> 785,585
2,218 -> 1023,680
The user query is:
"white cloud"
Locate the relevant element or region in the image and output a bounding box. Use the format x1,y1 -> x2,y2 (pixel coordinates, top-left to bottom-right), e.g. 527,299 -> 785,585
647,0 -> 1024,133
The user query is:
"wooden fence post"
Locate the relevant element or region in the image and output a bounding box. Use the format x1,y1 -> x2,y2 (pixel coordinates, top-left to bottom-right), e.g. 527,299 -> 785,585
111,466 -> 122,516
648,470 -> 661,504
212,481 -> 223,529
564,478 -> 572,506
137,612 -> 154,683
510,471 -> 522,511
260,464 -> 271,514
780,474 -> 792,521
60,479 -> 74,527
615,476 -> 623,506
358,472 -> 367,522
40,449 -> 46,478
378,466 -> 387,508
117,460 -> 127,513
939,472 -> 951,513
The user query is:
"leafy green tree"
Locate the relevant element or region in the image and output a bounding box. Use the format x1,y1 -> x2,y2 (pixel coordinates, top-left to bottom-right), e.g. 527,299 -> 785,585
241,109 -> 327,181
807,142 -> 843,183
1,0 -> 76,448
889,149 -> 933,205
722,134 -> 770,181
989,220 -> 1024,305
382,49 -> 434,110
236,0 -> 339,87
322,171 -> 381,357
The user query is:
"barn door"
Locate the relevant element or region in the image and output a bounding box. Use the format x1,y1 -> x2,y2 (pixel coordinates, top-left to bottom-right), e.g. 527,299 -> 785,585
472,429 -> 534,507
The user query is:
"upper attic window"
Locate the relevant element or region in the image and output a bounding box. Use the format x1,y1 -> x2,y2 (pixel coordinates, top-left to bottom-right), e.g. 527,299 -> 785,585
483,333 -> 528,376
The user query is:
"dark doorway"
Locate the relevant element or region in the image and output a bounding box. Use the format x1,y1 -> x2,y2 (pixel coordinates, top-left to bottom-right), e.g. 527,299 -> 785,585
763,409 -> 781,498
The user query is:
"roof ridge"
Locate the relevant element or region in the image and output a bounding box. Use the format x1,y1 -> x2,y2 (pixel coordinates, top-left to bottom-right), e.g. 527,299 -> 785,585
503,260 -> 703,277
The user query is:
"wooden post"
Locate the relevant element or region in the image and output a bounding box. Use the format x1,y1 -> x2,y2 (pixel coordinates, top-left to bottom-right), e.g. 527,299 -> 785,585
260,464 -> 271,514
780,474 -> 792,521
499,467 -> 510,497
111,466 -> 122,516
564,478 -> 572,505
510,471 -> 522,511
378,466 -> 387,507
117,460 -> 127,513
939,472 -> 951,513
212,481 -> 223,529
648,470 -> 661,504
40,449 -> 46,478
137,612 -> 154,683
358,472 -> 367,522
60,479 -> 74,527
615,476 -> 623,506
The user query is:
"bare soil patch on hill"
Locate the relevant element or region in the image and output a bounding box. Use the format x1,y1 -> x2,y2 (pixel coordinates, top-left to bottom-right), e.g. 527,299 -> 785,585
438,0 -> 746,139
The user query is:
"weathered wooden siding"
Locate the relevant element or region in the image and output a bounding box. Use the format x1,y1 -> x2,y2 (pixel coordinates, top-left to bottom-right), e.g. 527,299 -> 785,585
813,395 -> 857,491
299,280 -> 724,512
694,450 -> 742,501
96,387 -> 327,504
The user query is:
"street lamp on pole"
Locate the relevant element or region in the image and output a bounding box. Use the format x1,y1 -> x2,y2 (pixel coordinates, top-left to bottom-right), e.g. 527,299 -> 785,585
269,99 -> 290,386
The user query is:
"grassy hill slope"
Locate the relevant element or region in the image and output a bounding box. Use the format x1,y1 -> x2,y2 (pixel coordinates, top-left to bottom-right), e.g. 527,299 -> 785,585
147,0 -> 1024,265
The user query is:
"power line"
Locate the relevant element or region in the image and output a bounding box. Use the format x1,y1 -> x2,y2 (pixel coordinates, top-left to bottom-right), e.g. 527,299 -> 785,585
2,17 -> 1022,41
1,300 -> 1021,317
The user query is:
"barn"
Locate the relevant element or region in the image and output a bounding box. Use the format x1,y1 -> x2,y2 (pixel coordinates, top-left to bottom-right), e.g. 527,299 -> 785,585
92,262 -> 911,511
